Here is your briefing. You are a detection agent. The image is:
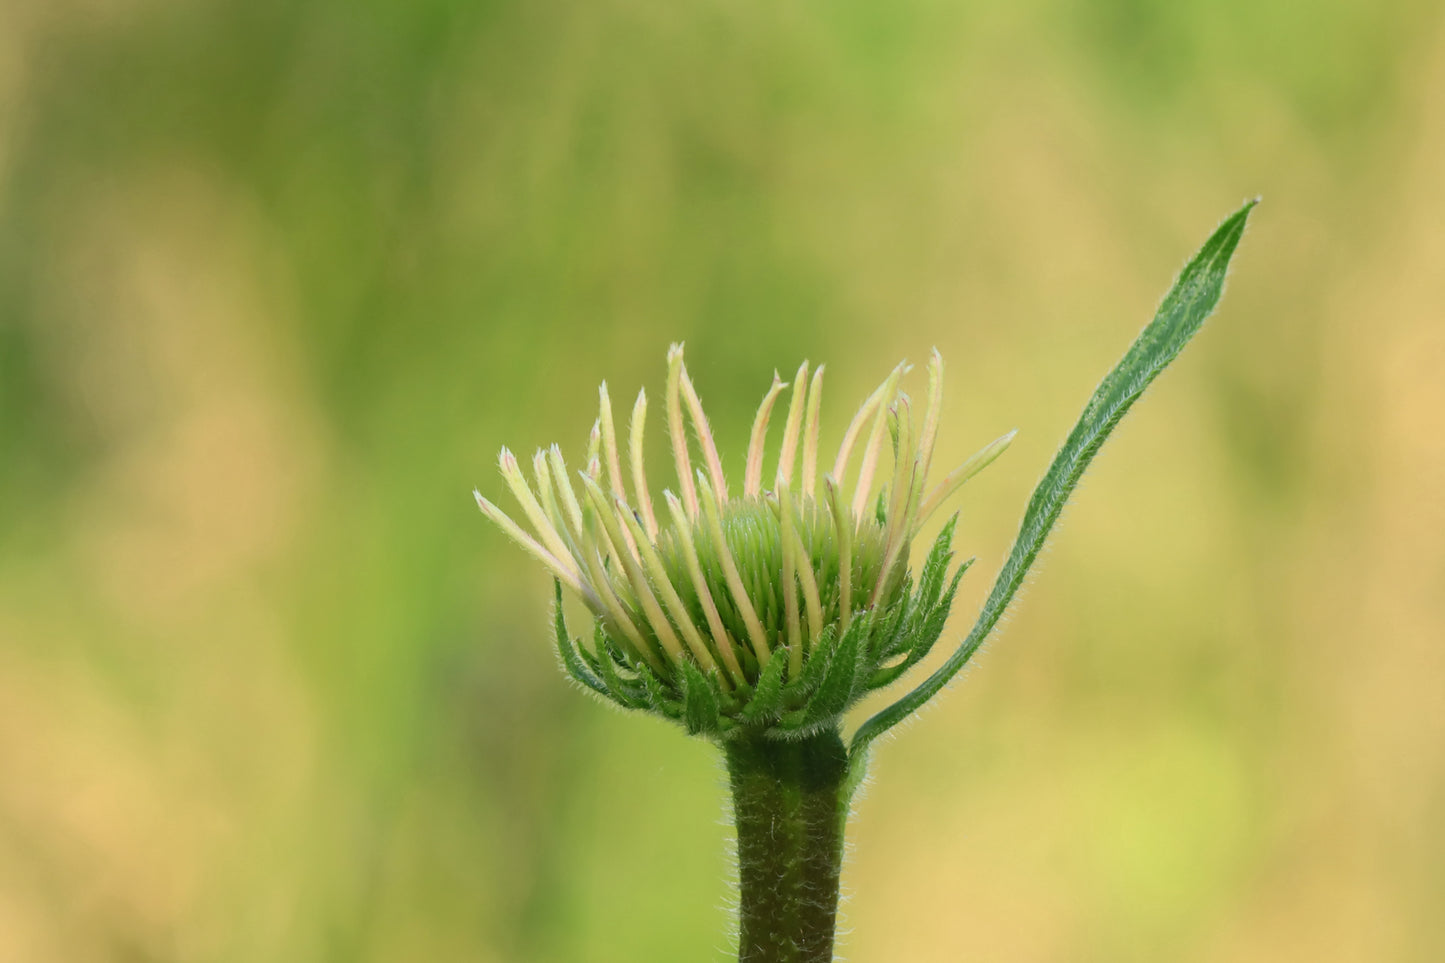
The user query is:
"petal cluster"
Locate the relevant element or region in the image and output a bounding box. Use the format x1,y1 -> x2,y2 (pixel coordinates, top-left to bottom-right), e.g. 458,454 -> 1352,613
475,346 -> 1012,733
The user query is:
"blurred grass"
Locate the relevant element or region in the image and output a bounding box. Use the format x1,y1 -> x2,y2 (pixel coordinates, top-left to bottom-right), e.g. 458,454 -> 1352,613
1,0 -> 1443,960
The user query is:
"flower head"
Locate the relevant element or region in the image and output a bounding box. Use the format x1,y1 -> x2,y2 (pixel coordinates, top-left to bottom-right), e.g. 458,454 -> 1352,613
475,345 -> 1013,738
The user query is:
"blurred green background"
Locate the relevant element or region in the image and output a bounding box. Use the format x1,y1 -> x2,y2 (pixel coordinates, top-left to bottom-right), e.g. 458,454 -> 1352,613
2,0 -> 1444,960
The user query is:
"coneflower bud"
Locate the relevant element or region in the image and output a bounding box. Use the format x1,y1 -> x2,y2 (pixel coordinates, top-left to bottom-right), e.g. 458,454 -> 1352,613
470,201 -> 1255,963
474,345 -> 1014,738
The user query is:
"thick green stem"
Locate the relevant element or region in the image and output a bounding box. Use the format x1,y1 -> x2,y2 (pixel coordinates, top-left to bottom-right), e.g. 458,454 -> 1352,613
725,728 -> 849,963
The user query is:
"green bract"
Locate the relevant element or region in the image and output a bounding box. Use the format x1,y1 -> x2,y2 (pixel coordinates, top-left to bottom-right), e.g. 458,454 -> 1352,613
475,347 -> 1013,738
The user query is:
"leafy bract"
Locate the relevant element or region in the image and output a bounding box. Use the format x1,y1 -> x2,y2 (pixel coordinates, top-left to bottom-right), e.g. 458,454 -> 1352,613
849,199 -> 1257,769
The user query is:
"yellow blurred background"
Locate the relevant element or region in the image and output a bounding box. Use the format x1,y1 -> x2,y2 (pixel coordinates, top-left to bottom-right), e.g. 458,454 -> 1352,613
2,0 -> 1443,960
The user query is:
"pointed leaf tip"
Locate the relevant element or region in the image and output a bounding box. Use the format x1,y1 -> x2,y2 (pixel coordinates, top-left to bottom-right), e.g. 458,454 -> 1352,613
851,199 -> 1257,760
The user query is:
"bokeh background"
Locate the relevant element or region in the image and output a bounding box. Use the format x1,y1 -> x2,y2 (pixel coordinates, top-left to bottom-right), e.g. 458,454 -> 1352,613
2,0 -> 1444,960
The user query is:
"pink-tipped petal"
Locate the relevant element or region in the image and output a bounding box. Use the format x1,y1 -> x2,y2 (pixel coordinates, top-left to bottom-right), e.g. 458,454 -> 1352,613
628,388 -> 659,538
800,365 -> 826,498
597,382 -> 627,502
474,490 -> 591,602
918,349 -> 944,487
666,344 -> 699,518
831,364 -> 903,485
775,360 -> 810,491
872,398 -> 918,607
532,449 -> 577,556
546,445 -> 584,535
498,448 -> 586,587
916,429 -> 1017,529
744,373 -> 788,497
679,365 -> 729,503
587,419 -> 602,468
850,367 -> 903,521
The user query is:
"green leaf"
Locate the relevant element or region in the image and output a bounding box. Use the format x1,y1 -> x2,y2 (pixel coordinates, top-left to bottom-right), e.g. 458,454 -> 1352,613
552,581 -> 608,696
590,623 -> 650,709
866,557 -> 973,691
786,629 -> 835,703
640,663 -> 679,718
872,575 -> 915,660
739,649 -> 790,724
795,614 -> 865,728
915,515 -> 959,613
850,199 -> 1257,763
680,660 -> 722,735
906,561 -> 969,668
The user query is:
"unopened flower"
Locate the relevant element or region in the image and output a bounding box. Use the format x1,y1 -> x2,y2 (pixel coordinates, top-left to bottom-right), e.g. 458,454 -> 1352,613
475,345 -> 1013,737
469,203 -> 1255,963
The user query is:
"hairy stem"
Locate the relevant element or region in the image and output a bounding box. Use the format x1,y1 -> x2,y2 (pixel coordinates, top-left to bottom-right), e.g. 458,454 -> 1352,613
726,729 -> 849,963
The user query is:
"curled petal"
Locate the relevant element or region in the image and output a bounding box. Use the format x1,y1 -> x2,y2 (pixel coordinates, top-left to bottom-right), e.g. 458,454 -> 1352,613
475,490 -> 593,605
801,365 -> 826,498
628,389 -> 659,538
916,429 -> 1017,530
666,344 -> 699,518
918,349 -> 944,488
498,448 -> 586,587
597,383 -> 626,500
775,360 -> 810,491
873,397 -> 918,606
832,363 -> 905,491
745,373 -> 788,497
851,366 -> 904,521
546,445 -> 584,535
679,360 -> 729,502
